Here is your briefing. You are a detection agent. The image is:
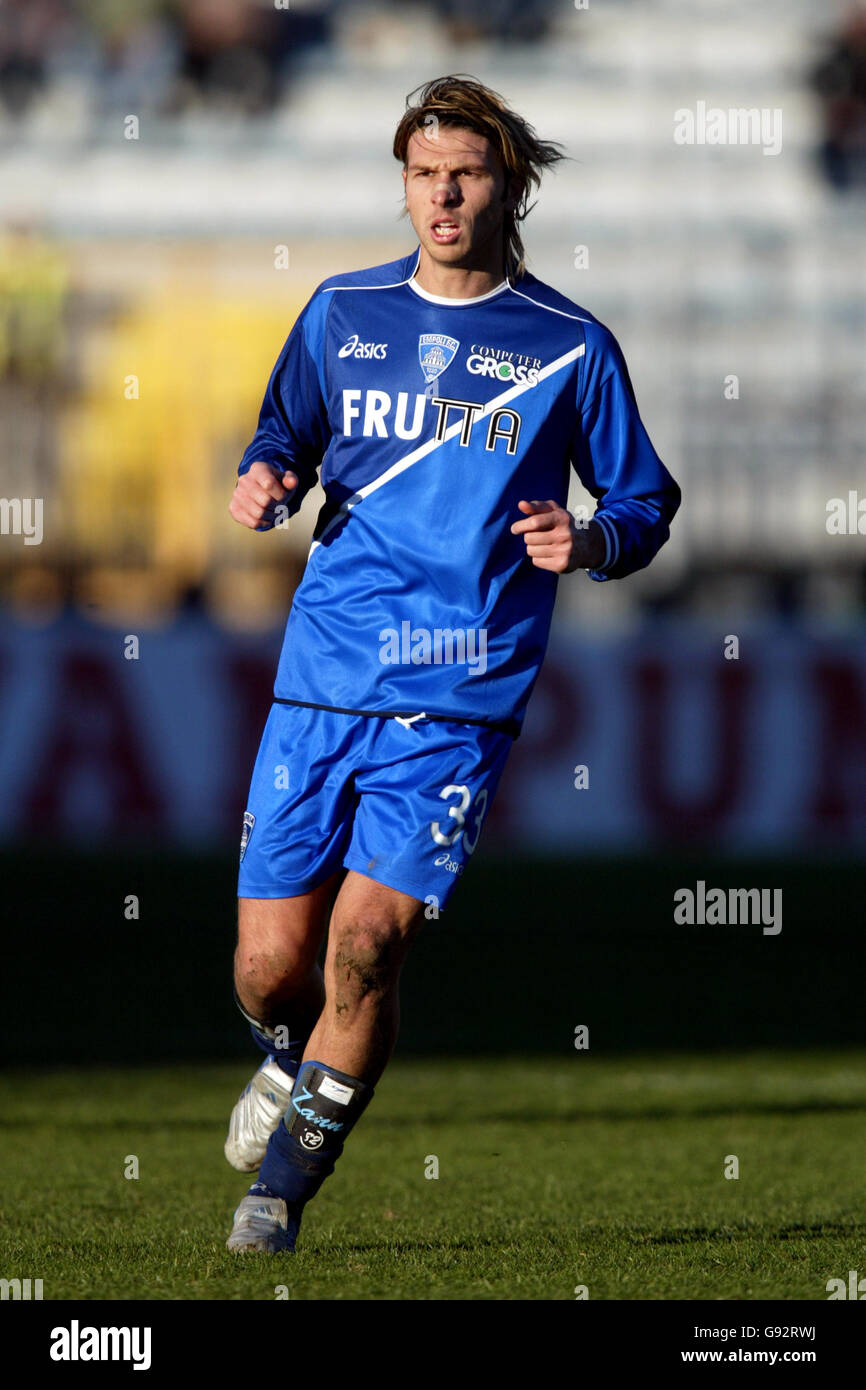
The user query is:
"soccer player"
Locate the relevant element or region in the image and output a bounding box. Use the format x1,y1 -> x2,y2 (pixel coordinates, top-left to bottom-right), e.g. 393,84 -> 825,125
224,75 -> 680,1252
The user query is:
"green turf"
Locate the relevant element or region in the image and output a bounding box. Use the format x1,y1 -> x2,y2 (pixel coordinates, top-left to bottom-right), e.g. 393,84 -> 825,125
1,1052 -> 864,1300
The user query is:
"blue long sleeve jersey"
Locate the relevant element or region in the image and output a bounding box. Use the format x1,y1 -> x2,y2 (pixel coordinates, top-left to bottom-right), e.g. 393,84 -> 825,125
238,249 -> 680,735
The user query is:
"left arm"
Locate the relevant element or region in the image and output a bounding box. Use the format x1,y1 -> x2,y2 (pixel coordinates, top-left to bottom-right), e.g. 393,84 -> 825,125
512,325 -> 680,578
509,499 -> 607,573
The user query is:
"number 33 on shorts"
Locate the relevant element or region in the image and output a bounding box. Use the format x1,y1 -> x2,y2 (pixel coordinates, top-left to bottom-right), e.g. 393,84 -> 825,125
431,784 -> 489,853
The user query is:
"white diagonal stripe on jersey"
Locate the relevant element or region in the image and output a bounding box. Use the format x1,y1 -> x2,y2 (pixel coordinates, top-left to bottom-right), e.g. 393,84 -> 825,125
309,342 -> 586,554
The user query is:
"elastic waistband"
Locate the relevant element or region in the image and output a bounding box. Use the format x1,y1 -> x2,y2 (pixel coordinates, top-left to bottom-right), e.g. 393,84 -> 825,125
272,697 -> 520,740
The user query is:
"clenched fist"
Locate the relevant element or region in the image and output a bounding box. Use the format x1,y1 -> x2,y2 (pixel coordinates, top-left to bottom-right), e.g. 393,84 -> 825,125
510,499 -> 606,573
229,460 -> 299,531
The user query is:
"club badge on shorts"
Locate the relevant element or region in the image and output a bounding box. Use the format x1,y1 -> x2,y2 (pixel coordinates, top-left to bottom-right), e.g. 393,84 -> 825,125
240,811 -> 255,863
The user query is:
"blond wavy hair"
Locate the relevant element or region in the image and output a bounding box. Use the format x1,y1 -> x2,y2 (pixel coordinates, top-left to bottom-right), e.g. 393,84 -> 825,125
393,75 -> 564,281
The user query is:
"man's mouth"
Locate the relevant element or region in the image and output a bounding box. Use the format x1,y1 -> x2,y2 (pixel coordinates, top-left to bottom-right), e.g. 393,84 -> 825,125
430,221 -> 461,243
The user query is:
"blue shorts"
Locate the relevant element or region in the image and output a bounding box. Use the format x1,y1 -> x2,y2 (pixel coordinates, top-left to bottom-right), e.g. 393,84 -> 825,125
237,702 -> 514,907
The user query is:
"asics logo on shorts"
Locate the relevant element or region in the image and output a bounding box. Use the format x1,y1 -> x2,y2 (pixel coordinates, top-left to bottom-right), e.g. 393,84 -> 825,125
434,851 -> 463,875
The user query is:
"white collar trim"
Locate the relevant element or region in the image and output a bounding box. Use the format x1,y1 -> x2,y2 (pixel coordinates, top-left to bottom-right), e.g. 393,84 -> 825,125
408,276 -> 509,307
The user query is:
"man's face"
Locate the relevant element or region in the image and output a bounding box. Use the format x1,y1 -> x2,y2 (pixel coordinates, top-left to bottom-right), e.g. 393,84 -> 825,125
402,124 -> 516,272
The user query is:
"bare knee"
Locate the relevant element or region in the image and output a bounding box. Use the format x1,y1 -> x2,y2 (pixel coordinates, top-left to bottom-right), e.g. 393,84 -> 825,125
234,889 -> 332,1018
329,917 -> 418,1018
234,944 -> 305,1016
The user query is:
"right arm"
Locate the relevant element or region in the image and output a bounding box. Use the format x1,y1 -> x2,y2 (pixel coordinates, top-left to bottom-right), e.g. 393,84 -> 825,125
230,293 -> 330,531
229,461 -> 300,531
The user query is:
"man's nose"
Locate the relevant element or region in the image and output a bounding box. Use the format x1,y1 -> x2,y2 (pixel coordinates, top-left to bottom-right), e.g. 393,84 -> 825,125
432,179 -> 460,203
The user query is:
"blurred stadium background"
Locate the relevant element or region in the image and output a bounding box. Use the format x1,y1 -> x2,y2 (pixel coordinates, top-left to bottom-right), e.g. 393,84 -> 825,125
1,0 -> 864,1062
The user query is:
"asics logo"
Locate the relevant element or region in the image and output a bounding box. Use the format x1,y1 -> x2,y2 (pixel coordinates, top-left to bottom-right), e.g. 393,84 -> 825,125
338,333 -> 388,360
434,852 -> 463,875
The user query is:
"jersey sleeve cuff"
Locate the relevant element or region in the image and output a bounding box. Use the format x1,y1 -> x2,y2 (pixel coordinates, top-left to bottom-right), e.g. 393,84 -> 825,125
238,451 -> 291,478
584,511 -> 619,580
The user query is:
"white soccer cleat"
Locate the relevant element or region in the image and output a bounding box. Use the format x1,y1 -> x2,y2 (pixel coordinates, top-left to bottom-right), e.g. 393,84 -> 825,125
224,1058 -> 295,1172
226,1195 -> 298,1254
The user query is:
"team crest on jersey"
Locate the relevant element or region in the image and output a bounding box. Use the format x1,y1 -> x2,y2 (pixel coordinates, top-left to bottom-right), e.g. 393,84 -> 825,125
418,333 -> 459,384
240,811 -> 255,863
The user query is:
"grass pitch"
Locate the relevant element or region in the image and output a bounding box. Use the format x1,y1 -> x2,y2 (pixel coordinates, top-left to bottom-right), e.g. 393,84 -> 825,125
1,1051 -> 864,1301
